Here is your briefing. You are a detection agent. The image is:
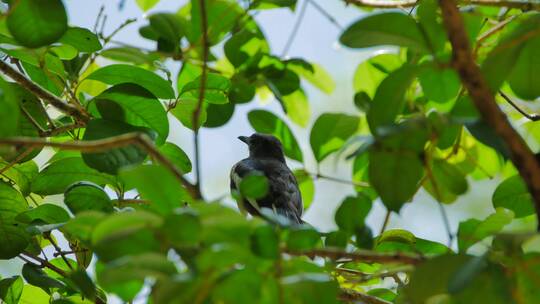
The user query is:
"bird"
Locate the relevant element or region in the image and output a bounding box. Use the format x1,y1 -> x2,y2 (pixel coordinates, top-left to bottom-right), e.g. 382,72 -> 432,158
230,133 -> 303,224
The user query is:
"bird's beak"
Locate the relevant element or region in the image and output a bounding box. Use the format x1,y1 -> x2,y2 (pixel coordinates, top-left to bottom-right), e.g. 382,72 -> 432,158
238,136 -> 250,144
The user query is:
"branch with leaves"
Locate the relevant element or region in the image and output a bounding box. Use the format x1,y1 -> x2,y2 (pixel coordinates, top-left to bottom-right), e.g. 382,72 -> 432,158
344,0 -> 540,9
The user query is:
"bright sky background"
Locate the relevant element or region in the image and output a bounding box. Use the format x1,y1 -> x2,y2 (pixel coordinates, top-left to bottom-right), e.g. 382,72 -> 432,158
1,1 -> 510,302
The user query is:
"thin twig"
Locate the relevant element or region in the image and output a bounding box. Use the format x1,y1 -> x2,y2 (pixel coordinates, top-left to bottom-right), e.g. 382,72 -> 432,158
379,210 -> 391,235
439,0 -> 540,231
44,233 -> 74,271
39,122 -> 85,137
307,0 -> 343,30
499,91 -> 540,121
0,133 -> 201,198
192,0 -> 210,196
0,60 -> 90,122
344,0 -> 539,10
284,248 -> 425,264
281,0 -> 309,56
20,252 -> 68,277
311,172 -> 370,187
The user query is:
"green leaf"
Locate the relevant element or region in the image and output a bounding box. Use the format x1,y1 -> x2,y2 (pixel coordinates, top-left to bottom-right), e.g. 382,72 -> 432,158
378,229 -> 416,245
255,0 -> 297,9
340,12 -> 428,53
81,119 -> 152,175
424,158 -> 468,204
288,61 -> 335,94
251,224 -> 279,259
189,0 -> 243,46
179,73 -> 231,105
170,98 -> 207,130
0,79 -> 20,138
417,0 -> 446,55
204,102 -> 235,128
282,89 -> 310,127
225,26 -> 269,68
120,165 -> 190,215
59,27 -> 102,53
22,263 -> 65,292
0,160 -> 37,196
18,285 -> 49,304
68,269 -> 97,301
15,204 -> 69,225
240,173 -> 269,200
335,194 -> 372,233
212,268 -> 263,304
136,0 -> 160,11
162,210 -> 201,248
7,0 -> 67,48
492,175 -> 534,218
61,211 -> 105,244
325,230 -> 349,248
158,142 -> 192,174
367,65 -> 417,133
282,273 -> 339,304
248,110 -> 304,162
353,53 -> 402,98
507,36 -> 540,100
419,65 -> 461,103
97,253 -> 176,286
31,157 -> 116,195
0,276 -> 23,304
293,170 -> 314,210
448,256 -> 488,294
310,113 -> 360,162
85,64 -> 174,99
94,83 -> 169,145
457,208 -> 514,252
100,47 -> 157,65
286,226 -> 320,251
0,182 -> 30,259
49,44 -> 78,60
91,211 -> 162,262
64,182 -> 114,215
368,148 -> 424,211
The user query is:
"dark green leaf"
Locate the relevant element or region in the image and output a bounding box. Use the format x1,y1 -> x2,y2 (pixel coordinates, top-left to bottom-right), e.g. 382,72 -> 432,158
158,142 -> 192,174
86,64 -> 174,99
0,79 -> 20,138
0,276 -> 23,304
424,158 -> 468,204
310,113 -> 360,162
457,208 -> 514,252
22,263 -> 65,292
325,230 -> 349,248
251,224 -> 279,259
286,226 -> 320,251
340,12 -> 428,52
59,27 -> 102,53
162,210 -> 201,248
94,83 -> 169,145
335,194 -> 372,233
64,182 -> 114,215
282,273 -> 339,304
180,73 -> 231,105
0,160 -> 37,196
0,181 -> 30,259
507,36 -> 540,100
248,110 -> 304,162
419,65 -> 460,103
98,253 -> 176,287
492,175 -> 534,218
7,0 -> 67,48
15,204 -> 69,225
31,157 -> 116,195
68,269 -> 97,301
81,119 -> 153,175
212,268 -> 263,304
225,27 -> 269,68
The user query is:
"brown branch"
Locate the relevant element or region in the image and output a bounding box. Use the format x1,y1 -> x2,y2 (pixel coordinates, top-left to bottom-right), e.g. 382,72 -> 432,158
499,91 -> 540,121
43,233 -> 74,271
379,210 -> 391,235
0,60 -> 90,122
344,0 -> 539,9
20,252 -> 68,277
339,288 -> 393,304
284,248 -> 425,265
0,133 -> 201,199
439,0 -> 540,231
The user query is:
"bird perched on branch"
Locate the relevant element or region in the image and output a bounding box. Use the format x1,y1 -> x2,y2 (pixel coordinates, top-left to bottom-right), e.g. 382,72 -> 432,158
230,133 -> 303,224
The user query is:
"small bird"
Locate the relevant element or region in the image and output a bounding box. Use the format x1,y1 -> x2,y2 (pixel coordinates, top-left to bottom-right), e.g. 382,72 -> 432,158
230,133 -> 303,224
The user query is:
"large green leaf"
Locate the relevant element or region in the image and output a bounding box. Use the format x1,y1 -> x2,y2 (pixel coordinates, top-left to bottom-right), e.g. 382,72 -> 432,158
64,182 -> 114,215
340,12 -> 428,53
507,36 -> 540,100
492,175 -> 534,218
7,0 -> 67,48
94,84 -> 169,145
248,110 -> 304,162
162,210 -> 201,248
85,64 -> 175,99
367,65 -> 417,133
22,263 -> 65,293
158,142 -> 192,174
419,65 -> 461,103
286,226 -> 320,251
0,182 -> 30,259
288,60 -> 335,94
0,79 -> 20,138
353,53 -> 402,98
0,276 -> 23,304
15,204 -> 69,225
120,165 -> 190,215
0,160 -> 37,197
335,194 -> 372,233
424,158 -> 468,204
309,113 -> 360,162
179,73 -> 231,105
81,119 -> 153,175
31,157 -> 116,195
59,27 -> 102,53
250,224 -> 279,259
457,208 -> 514,252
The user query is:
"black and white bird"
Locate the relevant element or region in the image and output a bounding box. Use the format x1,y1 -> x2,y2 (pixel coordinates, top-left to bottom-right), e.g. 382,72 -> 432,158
230,133 -> 303,224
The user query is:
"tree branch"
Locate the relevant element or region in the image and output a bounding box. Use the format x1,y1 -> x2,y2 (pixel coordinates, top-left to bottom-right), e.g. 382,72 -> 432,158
0,60 -> 90,122
499,91 -> 540,121
20,252 -> 68,277
284,248 -> 425,264
339,289 -> 393,304
0,133 -> 201,199
344,0 -> 539,10
439,0 -> 540,231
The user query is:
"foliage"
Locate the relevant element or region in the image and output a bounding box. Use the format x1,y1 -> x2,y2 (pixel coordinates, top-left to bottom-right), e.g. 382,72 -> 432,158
0,0 -> 539,303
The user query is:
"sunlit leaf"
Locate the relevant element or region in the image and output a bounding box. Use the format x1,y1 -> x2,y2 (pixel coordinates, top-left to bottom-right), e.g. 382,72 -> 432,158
310,113 -> 360,162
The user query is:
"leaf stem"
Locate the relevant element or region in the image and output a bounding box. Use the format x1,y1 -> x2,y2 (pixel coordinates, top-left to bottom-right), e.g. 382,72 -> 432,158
284,248 -> 425,264
499,91 -> 540,121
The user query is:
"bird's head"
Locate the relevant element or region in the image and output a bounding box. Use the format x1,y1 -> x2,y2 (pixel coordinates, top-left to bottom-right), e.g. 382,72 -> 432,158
238,133 -> 285,162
